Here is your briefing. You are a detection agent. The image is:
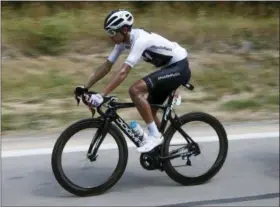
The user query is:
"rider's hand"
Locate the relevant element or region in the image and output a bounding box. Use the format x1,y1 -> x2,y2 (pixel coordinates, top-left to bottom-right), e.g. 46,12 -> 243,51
85,93 -> 104,107
74,86 -> 88,96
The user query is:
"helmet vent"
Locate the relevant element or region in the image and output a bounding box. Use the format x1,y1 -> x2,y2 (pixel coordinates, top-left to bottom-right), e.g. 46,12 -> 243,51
106,16 -> 117,26
112,18 -> 124,26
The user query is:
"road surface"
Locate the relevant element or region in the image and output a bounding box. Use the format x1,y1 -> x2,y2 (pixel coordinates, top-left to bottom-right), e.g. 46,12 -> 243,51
1,120 -> 279,206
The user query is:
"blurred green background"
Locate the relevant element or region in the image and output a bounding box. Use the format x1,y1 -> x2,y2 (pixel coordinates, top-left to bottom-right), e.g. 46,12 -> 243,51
1,2 -> 279,133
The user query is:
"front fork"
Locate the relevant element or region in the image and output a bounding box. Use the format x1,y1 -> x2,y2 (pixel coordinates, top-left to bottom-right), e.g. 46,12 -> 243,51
87,117 -> 111,162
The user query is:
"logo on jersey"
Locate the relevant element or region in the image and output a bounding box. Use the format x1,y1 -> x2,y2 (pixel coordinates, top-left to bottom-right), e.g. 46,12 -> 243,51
143,52 -> 153,61
151,45 -> 172,51
142,49 -> 173,67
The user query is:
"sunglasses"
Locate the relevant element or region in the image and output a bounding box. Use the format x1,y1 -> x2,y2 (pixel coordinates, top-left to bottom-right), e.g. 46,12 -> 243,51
106,29 -> 117,37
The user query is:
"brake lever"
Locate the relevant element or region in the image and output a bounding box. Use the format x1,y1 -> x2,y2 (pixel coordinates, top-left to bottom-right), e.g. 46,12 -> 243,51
77,94 -> 96,117
89,107 -> 96,117
75,92 -> 89,106
75,96 -> 80,106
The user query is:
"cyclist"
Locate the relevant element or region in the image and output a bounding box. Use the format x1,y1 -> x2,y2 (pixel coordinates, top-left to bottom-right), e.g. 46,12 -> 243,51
75,9 -> 191,153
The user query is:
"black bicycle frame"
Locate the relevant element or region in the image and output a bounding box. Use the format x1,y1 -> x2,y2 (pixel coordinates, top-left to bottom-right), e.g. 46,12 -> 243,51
83,85 -> 197,162
83,83 -> 196,160
93,89 -> 192,148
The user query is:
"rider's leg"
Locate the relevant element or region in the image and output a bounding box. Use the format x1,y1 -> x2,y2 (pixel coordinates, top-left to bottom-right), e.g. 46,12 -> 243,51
151,107 -> 161,129
130,58 -> 191,152
129,80 -> 161,137
150,88 -> 180,129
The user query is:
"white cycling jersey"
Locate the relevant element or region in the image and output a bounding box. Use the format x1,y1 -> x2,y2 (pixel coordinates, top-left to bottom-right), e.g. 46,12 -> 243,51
107,28 -> 188,68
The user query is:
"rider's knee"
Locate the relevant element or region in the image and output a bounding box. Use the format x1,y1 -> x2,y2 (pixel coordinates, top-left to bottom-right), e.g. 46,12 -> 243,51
129,85 -> 139,97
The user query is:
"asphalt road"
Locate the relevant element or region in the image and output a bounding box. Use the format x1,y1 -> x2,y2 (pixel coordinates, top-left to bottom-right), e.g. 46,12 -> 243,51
1,121 -> 279,206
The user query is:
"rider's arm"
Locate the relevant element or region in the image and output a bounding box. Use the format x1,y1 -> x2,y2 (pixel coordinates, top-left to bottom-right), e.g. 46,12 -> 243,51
85,44 -> 125,89
101,38 -> 150,96
85,60 -> 113,89
101,63 -> 132,96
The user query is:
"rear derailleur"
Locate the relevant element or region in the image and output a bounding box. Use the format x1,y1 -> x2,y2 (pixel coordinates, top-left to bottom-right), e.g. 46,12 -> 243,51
181,142 -> 201,166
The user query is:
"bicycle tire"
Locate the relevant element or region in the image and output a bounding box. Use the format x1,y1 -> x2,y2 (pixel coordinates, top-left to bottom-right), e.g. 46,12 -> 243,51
51,118 -> 128,196
162,112 -> 228,185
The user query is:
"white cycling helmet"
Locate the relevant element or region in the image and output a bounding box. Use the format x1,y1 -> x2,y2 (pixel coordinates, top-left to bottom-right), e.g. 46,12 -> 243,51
104,9 -> 134,32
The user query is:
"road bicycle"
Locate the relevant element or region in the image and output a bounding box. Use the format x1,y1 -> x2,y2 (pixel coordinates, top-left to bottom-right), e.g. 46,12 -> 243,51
51,83 -> 228,196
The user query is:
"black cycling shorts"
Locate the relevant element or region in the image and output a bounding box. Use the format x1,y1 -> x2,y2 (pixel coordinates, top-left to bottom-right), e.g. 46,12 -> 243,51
143,58 -> 191,105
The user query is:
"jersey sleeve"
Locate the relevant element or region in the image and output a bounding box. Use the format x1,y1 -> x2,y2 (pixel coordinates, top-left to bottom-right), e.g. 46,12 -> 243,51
107,44 -> 125,64
124,37 -> 151,68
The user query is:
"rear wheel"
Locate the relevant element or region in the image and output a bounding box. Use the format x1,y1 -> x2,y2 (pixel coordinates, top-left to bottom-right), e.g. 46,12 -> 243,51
51,118 -> 128,196
162,112 -> 228,185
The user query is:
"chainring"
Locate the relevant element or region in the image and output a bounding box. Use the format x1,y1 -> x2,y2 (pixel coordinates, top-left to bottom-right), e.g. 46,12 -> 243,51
139,146 -> 163,171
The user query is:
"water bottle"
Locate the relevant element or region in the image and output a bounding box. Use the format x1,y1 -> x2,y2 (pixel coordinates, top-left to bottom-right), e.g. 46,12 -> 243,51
130,121 -> 145,138
172,94 -> 182,106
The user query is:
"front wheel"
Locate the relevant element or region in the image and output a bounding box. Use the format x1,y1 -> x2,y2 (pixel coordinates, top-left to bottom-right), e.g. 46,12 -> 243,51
162,112 -> 228,185
51,118 -> 128,196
